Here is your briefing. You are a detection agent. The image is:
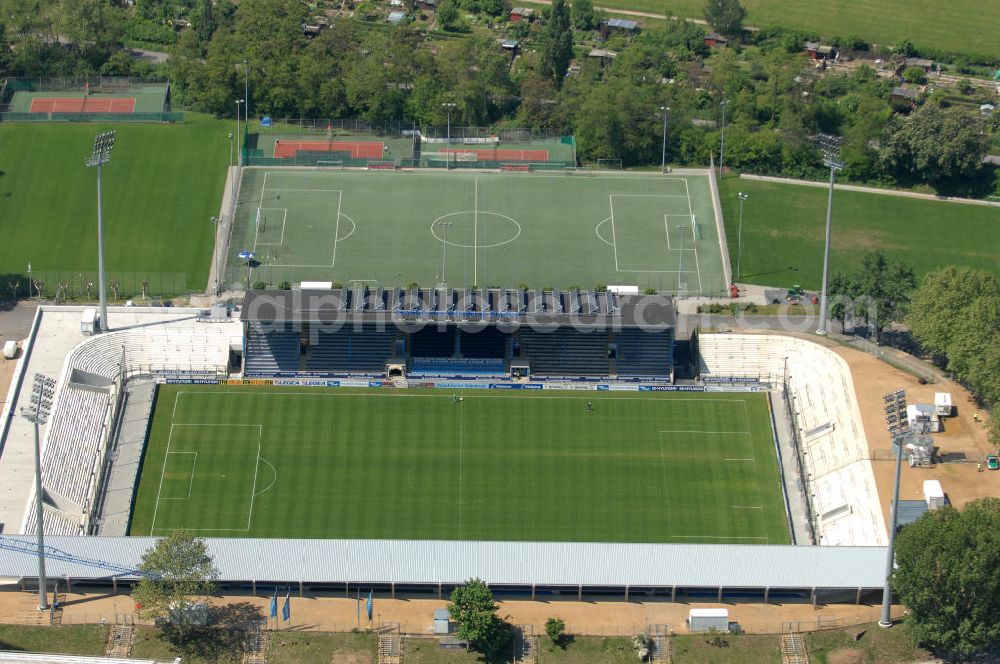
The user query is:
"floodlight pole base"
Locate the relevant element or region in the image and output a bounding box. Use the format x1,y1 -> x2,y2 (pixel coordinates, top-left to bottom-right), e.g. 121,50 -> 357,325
878,620 -> 893,629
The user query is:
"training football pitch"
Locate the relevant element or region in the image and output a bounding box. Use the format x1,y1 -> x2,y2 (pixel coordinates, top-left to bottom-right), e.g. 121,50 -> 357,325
129,386 -> 789,544
225,169 -> 728,296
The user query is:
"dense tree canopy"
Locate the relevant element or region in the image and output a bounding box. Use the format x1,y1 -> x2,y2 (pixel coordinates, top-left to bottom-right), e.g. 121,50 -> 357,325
894,498 -> 1000,659
449,579 -> 512,657
880,104 -> 987,184
703,0 -> 746,39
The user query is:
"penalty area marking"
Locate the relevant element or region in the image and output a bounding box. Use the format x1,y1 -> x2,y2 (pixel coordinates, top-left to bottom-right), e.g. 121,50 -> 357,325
150,422 -> 263,535
253,207 -> 288,247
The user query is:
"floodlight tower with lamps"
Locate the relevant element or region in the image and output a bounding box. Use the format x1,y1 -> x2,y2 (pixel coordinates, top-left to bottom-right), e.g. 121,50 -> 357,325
736,192 -> 749,280
660,106 -> 670,174
20,373 -> 55,611
718,99 -> 728,177
879,389 -> 910,628
85,130 -> 116,333
442,102 -> 457,170
815,134 -> 844,335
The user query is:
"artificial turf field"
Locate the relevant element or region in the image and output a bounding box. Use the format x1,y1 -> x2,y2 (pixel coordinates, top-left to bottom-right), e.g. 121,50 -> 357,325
225,169 -> 728,296
719,178 -> 1000,291
0,115 -> 230,296
129,386 -> 789,544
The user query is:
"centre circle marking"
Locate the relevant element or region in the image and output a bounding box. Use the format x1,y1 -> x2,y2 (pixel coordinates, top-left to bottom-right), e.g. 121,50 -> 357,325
431,211 -> 522,248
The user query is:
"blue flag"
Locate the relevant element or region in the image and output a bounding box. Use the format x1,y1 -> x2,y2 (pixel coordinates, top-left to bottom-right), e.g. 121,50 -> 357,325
366,590 -> 373,621
260,116 -> 272,127
269,588 -> 278,619
282,589 -> 290,622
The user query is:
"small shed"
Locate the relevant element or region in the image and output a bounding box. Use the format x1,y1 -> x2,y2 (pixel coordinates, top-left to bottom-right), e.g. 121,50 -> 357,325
804,42 -> 835,60
81,308 -> 98,336
704,32 -> 728,48
509,7 -> 534,22
433,608 -> 451,634
415,0 -> 436,9
500,39 -> 520,55
688,608 -> 729,632
904,57 -> 935,72
600,18 -> 638,40
587,48 -> 618,61
890,86 -> 919,104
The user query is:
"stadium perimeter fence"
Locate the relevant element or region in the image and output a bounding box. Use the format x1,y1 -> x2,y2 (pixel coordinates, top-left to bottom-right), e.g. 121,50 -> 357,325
13,271 -> 189,302
0,76 -> 181,123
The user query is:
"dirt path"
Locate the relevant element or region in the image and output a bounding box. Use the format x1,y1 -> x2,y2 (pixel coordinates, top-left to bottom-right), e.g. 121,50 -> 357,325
740,174 -> 1000,208
516,0 -> 705,23
0,590 -> 897,637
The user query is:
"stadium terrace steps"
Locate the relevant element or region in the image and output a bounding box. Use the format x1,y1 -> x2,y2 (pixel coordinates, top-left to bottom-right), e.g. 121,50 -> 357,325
305,328 -> 397,373
698,334 -> 886,546
410,357 -> 506,378
459,327 -> 508,358
22,384 -> 112,535
518,329 -> 610,376
245,329 -> 299,374
615,328 -> 673,377
68,325 -> 234,379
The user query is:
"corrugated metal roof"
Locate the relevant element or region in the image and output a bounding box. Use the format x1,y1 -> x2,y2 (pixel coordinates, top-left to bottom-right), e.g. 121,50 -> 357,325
606,19 -> 638,30
0,537 -> 887,589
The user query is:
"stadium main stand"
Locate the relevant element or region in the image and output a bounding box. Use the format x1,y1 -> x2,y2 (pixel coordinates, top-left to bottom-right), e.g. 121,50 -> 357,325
240,288 -> 675,381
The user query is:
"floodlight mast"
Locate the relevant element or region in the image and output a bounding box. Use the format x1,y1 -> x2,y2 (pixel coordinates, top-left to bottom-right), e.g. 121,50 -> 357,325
815,134 -> 844,335
85,130 -> 116,333
879,389 -> 910,628
20,373 -> 55,611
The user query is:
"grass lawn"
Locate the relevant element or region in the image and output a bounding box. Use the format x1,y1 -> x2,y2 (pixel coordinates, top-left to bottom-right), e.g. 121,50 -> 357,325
129,386 -> 787,543
0,624 -> 107,656
228,169 -> 726,296
672,632 -> 779,664
0,113 -> 231,297
589,0 -> 1000,58
806,623 -> 926,664
719,177 -> 1000,291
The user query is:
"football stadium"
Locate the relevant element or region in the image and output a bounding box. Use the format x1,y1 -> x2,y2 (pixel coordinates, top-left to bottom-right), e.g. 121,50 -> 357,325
0,147 -> 894,614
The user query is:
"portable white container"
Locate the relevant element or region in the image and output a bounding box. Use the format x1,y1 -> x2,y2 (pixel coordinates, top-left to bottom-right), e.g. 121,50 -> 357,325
923,479 -> 945,510
688,608 -> 729,632
934,392 -> 953,416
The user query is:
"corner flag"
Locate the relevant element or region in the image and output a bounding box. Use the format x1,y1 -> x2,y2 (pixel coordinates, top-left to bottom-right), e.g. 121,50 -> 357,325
269,588 -> 278,619
366,590 -> 373,622
282,589 -> 291,622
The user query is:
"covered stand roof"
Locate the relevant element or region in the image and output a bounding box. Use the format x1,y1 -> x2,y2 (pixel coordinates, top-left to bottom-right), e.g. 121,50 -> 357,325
0,537 -> 887,589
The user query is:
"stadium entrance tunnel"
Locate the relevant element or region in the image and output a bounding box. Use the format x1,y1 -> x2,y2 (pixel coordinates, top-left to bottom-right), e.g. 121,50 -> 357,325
386,363 -> 405,379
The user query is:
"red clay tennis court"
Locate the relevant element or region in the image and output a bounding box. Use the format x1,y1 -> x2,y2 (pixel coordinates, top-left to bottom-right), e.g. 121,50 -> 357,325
273,140 -> 385,159
442,147 -> 549,161
29,97 -> 136,113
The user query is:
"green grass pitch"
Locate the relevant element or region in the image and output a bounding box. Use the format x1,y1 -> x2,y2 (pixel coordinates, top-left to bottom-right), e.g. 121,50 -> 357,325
225,169 -> 728,296
719,177 -> 1000,291
591,0 -> 998,58
0,114 -> 230,295
129,386 -> 790,544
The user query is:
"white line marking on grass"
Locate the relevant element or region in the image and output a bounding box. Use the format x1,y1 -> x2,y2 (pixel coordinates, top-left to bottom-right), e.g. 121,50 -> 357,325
594,218 -> 614,246
187,391 -> 757,404
669,534 -> 769,540
253,208 -> 288,246
731,505 -> 764,509
172,391 -> 185,420
254,458 -> 277,497
170,423 -> 263,427
157,451 -> 198,500
264,188 -> 344,193
724,458 -> 755,461
659,430 -> 750,435
332,190 -> 343,267
611,194 -> 689,198
664,214 -> 671,250
459,394 -> 465,537
473,176 -> 478,287
657,436 -> 673,535
150,423 -> 177,534
683,179 -> 704,293
609,195 -> 620,271
246,425 -> 264,531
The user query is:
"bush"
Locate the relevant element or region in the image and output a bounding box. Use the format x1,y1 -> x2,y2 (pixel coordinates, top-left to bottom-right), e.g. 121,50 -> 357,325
903,66 -> 927,84
545,617 -> 565,645
252,281 -> 267,290
278,281 -> 292,290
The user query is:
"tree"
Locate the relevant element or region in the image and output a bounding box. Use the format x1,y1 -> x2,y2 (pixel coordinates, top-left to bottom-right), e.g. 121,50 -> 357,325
448,578 -> 512,657
893,498 -> 1000,659
907,267 -> 1000,357
435,0 -> 460,30
703,0 -> 746,39
132,530 -> 219,641
880,104 -> 987,185
571,0 -> 595,31
538,0 -> 573,87
545,617 -> 566,646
